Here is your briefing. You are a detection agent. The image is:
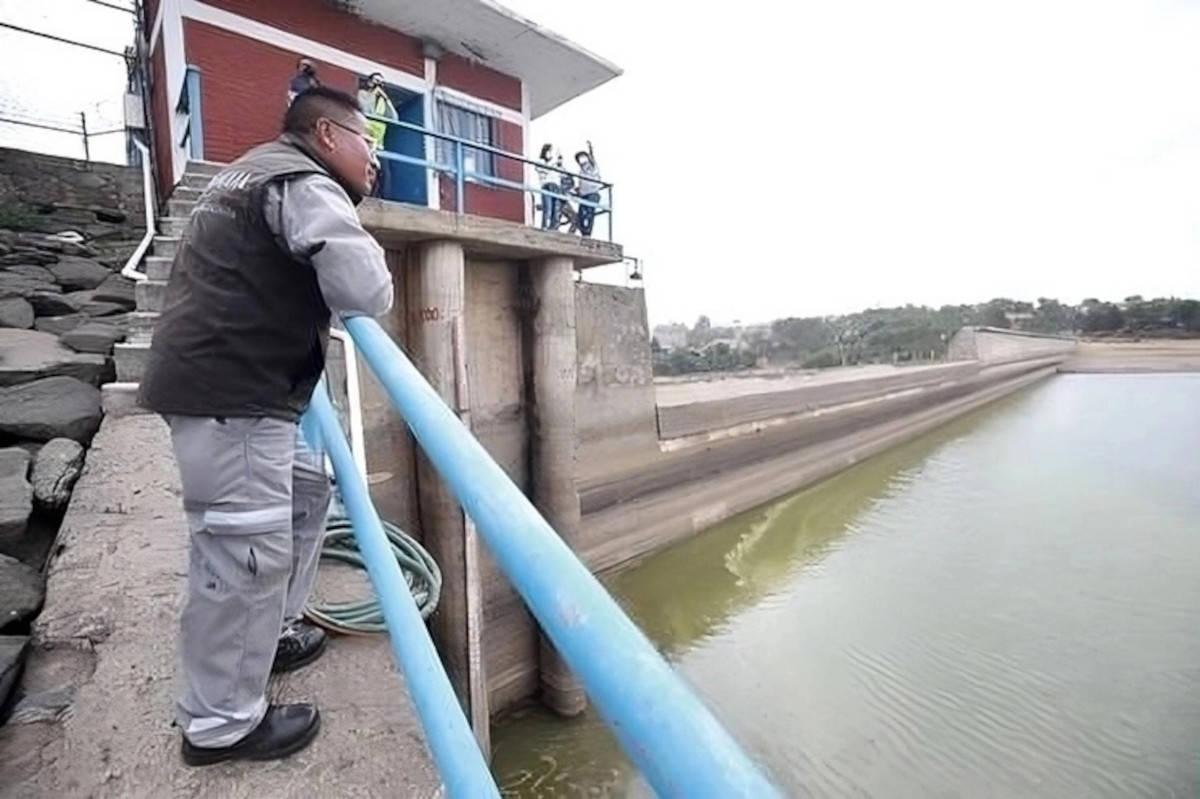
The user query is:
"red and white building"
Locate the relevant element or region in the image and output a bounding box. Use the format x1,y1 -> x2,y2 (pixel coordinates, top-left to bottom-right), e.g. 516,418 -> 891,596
141,0 -> 620,223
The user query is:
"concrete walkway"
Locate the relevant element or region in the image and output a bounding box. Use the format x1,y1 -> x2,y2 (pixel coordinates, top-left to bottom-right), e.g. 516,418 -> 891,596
0,415 -> 440,798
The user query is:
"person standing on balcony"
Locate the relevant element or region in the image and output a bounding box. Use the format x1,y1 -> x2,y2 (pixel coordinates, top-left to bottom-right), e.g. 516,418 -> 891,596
553,152 -> 579,233
139,87 -> 392,767
574,141 -> 602,237
287,58 -> 320,105
536,143 -> 576,231
536,143 -> 559,229
357,73 -> 398,198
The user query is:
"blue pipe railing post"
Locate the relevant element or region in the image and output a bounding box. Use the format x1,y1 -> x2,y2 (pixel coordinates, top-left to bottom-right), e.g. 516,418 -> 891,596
301,383 -> 500,799
607,184 -> 613,242
454,141 -> 465,214
343,316 -> 782,798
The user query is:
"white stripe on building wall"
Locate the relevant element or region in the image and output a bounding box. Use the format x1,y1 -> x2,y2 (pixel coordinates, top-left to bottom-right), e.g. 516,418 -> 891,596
149,0 -> 165,54
181,0 -> 438,98
162,0 -> 188,184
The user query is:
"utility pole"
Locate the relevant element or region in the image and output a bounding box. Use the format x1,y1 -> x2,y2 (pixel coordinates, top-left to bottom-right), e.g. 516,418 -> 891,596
80,111 -> 90,162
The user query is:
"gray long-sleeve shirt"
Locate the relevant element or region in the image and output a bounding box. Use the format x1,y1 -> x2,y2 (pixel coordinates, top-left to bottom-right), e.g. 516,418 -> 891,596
263,174 -> 393,318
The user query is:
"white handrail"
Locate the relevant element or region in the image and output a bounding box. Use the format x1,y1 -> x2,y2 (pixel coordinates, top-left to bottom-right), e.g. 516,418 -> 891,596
329,327 -> 368,480
120,138 -> 154,283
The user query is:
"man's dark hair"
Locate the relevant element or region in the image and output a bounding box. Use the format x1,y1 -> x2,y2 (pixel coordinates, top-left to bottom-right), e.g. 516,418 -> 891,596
283,87 -> 361,135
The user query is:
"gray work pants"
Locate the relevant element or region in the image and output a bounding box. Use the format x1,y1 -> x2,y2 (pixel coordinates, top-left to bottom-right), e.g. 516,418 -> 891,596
165,415 -> 331,748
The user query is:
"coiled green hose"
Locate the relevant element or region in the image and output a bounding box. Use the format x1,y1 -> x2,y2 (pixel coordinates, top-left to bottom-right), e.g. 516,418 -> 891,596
304,515 -> 442,635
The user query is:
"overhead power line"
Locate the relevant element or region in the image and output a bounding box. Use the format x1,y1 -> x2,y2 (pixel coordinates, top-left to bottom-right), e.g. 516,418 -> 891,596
82,0 -> 136,12
0,20 -> 129,59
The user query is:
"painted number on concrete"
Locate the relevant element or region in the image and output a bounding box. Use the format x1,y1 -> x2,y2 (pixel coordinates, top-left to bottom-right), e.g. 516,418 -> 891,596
413,307 -> 442,323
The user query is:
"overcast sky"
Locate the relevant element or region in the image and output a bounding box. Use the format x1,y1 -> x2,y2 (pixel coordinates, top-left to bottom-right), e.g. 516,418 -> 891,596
2,0 -> 1199,325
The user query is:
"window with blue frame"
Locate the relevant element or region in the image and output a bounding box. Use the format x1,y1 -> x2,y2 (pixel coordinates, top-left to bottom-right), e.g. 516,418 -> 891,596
435,101 -> 495,180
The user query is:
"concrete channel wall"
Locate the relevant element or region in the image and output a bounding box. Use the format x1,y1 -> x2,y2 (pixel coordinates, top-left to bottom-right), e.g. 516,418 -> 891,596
948,326 -> 1077,364
574,284 -> 660,481
577,356 -> 1065,576
656,361 -> 981,441
572,324 -> 1081,579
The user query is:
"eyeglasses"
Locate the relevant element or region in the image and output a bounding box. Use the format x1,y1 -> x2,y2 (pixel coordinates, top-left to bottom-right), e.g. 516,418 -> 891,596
324,118 -> 376,152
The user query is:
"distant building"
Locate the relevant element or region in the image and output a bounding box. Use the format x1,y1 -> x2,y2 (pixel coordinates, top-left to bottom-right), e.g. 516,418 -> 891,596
1005,310 -> 1035,328
652,323 -> 688,350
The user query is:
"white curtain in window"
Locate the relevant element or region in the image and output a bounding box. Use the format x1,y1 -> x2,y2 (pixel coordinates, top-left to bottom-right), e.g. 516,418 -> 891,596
435,101 -> 495,178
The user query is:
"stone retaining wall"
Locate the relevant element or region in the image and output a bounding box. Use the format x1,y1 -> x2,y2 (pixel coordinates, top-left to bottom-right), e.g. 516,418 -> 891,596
0,148 -> 145,242
0,148 -> 143,716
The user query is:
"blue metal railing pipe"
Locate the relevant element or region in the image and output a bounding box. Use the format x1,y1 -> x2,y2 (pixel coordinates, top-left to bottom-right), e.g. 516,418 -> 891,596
301,383 -> 500,799
343,316 -> 781,798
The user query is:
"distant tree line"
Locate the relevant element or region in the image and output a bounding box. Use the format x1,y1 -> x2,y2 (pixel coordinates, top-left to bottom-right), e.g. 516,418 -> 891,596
651,295 -> 1200,376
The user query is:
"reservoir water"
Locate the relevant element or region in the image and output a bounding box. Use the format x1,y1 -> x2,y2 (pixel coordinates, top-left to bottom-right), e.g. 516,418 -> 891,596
491,374 -> 1200,797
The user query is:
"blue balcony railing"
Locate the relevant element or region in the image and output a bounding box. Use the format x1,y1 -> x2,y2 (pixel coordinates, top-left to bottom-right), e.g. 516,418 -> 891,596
302,316 -> 780,798
367,113 -> 614,241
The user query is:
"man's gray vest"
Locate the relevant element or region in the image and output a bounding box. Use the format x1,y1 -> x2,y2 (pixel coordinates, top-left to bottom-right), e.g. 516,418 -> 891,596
140,134 -> 359,421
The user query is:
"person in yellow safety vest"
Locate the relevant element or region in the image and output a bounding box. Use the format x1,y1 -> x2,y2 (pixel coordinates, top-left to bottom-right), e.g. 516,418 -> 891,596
357,73 -> 398,197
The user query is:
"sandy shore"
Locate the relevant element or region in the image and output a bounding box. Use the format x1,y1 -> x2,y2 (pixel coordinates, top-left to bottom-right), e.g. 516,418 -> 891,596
1061,339 -> 1200,373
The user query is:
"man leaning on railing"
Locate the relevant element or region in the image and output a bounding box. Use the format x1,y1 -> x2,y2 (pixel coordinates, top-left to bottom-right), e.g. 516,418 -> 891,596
138,87 -> 393,767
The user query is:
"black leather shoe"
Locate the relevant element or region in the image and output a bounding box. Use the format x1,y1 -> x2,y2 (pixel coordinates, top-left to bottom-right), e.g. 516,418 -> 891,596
272,621 -> 328,673
181,703 -> 320,766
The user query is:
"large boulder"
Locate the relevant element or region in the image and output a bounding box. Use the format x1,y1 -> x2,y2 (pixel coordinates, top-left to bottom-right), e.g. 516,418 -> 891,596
61,321 -> 123,355
0,448 -> 32,553
91,273 -> 136,309
70,289 -> 127,317
14,442 -> 43,461
0,635 -> 28,710
33,313 -> 86,336
0,554 -> 43,632
31,438 -> 85,510
0,273 -> 59,300
0,297 -> 34,329
0,329 -> 107,387
81,301 -> 127,318
0,448 -> 30,476
0,251 -> 55,266
0,377 -> 102,442
61,241 -> 99,258
28,291 -> 83,317
14,234 -> 61,253
2,264 -> 56,283
47,256 -> 110,291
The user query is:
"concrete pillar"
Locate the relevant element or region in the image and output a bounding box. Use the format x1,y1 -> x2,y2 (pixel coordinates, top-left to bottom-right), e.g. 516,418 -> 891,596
406,240 -> 489,748
526,256 -> 587,716
360,248 -> 420,531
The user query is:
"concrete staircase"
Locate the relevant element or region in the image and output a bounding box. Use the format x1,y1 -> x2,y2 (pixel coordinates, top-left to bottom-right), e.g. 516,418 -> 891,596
102,161 -> 221,415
